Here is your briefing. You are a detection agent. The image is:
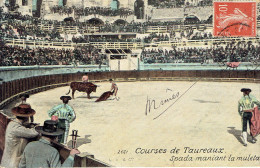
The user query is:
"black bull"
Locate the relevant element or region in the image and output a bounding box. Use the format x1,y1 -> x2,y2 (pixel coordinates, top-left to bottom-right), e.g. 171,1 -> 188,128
66,82 -> 97,99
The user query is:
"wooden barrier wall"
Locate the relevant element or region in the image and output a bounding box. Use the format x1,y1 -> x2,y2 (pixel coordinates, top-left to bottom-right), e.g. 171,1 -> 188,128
0,112 -> 9,163
1,70 -> 260,105
0,70 -> 260,167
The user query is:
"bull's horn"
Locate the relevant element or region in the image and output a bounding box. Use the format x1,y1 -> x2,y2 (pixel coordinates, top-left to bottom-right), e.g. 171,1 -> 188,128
96,85 -> 101,87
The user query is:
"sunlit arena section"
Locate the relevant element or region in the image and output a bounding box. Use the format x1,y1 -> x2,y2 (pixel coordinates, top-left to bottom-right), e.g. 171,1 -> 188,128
3,80 -> 260,167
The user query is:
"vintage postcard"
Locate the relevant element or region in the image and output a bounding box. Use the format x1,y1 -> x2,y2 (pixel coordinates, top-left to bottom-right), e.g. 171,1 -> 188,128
0,0 -> 259,167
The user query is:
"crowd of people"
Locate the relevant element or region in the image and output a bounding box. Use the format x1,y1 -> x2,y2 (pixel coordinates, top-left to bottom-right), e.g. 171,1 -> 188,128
0,7 -> 214,43
0,9 -> 64,41
149,0 -> 185,8
141,41 -> 260,63
72,36 -> 141,43
50,5 -> 133,18
99,21 -> 147,33
188,32 -> 213,40
149,0 -> 212,8
0,44 -> 106,66
1,4 -> 260,66
143,33 -> 170,43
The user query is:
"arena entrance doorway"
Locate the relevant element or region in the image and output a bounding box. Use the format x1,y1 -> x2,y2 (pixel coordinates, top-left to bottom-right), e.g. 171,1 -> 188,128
114,19 -> 127,26
87,18 -> 104,26
134,0 -> 144,19
104,49 -> 140,71
184,15 -> 200,24
9,0 -> 16,6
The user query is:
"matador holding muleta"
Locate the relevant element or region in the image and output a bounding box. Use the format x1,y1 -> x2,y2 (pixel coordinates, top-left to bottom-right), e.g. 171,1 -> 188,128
238,88 -> 260,146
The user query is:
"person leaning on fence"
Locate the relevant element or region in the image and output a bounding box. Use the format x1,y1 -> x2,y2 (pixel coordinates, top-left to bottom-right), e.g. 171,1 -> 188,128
48,96 -> 76,145
1,104 -> 39,168
19,120 -> 80,168
15,94 -> 34,123
238,88 -> 260,146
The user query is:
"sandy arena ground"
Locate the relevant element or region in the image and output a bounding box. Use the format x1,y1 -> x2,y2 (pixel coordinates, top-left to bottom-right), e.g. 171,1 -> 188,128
5,81 -> 260,167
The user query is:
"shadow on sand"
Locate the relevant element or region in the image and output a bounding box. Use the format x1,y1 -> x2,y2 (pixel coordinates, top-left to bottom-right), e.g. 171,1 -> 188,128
76,96 -> 100,99
227,127 -> 244,145
227,127 -> 256,145
67,135 -> 92,149
193,99 -> 220,103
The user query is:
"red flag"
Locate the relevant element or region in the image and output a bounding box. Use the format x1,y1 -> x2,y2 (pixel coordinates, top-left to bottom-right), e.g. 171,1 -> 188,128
250,106 -> 260,137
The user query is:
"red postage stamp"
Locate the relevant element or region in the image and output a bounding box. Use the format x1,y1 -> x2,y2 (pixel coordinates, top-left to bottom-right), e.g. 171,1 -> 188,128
213,1 -> 256,37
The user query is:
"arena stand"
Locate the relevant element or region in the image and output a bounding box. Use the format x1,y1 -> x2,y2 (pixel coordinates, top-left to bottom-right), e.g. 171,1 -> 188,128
141,40 -> 260,64
0,42 -> 106,66
50,6 -> 134,18
2,36 -> 259,66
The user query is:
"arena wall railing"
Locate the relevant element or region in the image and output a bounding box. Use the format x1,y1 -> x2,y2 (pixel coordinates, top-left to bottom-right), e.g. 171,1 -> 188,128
38,22 -> 100,34
1,70 -> 260,167
0,65 -> 109,82
4,37 -> 260,49
146,24 -> 213,33
3,38 -> 144,49
37,22 -> 259,35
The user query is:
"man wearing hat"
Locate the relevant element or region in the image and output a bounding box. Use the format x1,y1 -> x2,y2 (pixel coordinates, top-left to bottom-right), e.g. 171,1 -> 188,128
16,94 -> 30,105
19,120 -> 80,168
16,94 -> 34,123
1,104 -> 39,168
238,88 -> 260,146
48,96 -> 76,145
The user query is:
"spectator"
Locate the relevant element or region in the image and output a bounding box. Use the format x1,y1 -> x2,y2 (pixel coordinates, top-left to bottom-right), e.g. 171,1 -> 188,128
19,120 -> 80,168
15,94 -> 34,123
1,104 -> 39,168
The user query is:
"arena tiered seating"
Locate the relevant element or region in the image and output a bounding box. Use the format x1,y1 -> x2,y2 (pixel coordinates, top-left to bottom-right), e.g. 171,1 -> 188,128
141,41 -> 260,64
0,44 -> 107,66
1,4 -> 260,66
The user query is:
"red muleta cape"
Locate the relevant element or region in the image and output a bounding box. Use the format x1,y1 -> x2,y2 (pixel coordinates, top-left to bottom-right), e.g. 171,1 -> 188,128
250,106 -> 260,137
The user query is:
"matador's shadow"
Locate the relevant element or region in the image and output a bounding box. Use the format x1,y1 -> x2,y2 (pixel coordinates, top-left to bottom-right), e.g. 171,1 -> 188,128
77,96 -> 100,99
227,127 -> 244,145
67,135 -> 91,149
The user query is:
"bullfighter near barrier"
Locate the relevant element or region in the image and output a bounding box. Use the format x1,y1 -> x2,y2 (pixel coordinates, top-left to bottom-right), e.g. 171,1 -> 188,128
0,0 -> 260,167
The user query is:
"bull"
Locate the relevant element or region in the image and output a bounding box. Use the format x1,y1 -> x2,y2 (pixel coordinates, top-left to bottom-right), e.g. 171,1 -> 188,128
66,82 -> 97,99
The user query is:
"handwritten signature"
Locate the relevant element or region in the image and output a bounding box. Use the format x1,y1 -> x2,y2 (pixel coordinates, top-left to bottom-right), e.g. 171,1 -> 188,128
145,88 -> 179,116
145,79 -> 200,120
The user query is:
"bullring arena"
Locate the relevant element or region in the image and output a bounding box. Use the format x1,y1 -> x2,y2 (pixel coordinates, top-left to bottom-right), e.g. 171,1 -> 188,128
1,70 -> 260,167
1,0 -> 260,167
